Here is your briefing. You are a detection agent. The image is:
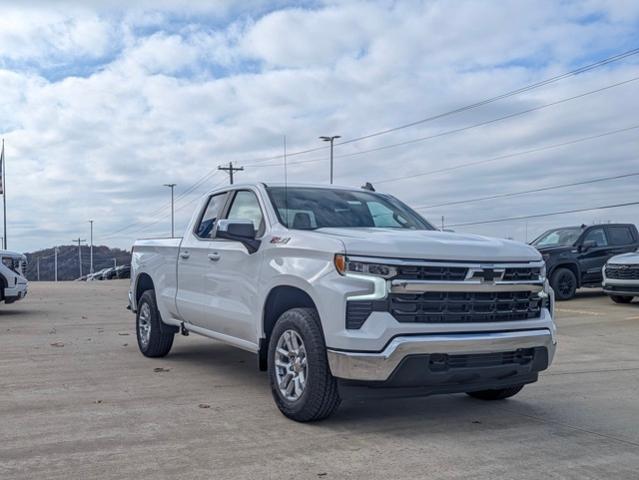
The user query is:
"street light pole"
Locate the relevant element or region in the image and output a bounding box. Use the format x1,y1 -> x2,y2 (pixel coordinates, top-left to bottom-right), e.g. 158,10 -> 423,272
89,220 -> 94,274
163,184 -> 176,238
319,135 -> 341,184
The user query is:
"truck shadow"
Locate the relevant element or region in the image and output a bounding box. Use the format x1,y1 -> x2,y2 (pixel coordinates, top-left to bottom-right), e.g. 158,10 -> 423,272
161,340 -> 549,429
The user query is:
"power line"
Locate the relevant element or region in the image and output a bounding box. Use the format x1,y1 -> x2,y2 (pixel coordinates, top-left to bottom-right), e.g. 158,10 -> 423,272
414,170 -> 639,210
243,77 -> 639,172
448,201 -> 639,228
330,76 -> 639,161
337,47 -> 639,146
373,124 -> 639,185
161,48 -> 639,181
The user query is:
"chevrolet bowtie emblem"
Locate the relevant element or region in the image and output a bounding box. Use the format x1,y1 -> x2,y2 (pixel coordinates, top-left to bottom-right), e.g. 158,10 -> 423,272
468,267 -> 506,283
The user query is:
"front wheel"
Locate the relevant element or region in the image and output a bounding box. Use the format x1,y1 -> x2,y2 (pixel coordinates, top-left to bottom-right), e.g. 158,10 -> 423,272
136,289 -> 175,357
551,267 -> 577,301
466,385 -> 524,400
268,308 -> 340,422
610,295 -> 633,304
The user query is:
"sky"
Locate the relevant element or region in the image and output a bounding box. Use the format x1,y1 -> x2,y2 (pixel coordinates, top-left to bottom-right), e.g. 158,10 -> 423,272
1,0 -> 638,252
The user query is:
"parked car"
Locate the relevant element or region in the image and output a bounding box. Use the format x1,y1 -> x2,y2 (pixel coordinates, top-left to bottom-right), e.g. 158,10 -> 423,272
129,183 -> 556,421
0,250 -> 28,303
87,268 -> 108,281
115,265 -> 131,279
531,223 -> 639,300
602,252 -> 639,303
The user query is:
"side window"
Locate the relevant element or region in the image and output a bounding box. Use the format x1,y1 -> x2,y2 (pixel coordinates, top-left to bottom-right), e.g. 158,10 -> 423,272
196,193 -> 227,238
607,226 -> 635,246
367,201 -> 408,228
226,191 -> 264,234
583,227 -> 608,247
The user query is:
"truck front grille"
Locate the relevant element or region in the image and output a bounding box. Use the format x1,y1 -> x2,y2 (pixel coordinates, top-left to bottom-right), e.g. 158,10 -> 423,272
395,265 -> 467,281
345,291 -> 543,328
430,348 -> 535,371
389,291 -> 542,324
605,265 -> 639,280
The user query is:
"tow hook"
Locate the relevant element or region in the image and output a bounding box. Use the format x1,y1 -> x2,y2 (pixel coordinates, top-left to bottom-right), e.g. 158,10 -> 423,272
180,322 -> 190,336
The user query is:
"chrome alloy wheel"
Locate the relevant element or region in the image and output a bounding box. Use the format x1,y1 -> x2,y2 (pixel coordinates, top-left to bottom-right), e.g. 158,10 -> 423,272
274,329 -> 308,401
138,302 -> 152,349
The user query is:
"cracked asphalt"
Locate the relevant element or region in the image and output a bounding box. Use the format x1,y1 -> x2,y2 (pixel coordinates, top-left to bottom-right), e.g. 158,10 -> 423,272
1,281 -> 639,479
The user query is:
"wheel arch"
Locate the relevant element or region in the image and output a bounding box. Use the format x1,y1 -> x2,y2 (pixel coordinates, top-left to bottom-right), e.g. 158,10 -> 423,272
134,272 -> 155,305
549,262 -> 581,288
258,285 -> 319,371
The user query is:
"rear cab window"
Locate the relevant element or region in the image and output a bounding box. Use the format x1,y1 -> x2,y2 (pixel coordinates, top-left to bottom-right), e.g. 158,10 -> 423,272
606,226 -> 636,246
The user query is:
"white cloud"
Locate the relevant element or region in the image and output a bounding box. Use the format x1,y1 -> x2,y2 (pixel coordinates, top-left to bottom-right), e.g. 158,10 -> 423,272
0,0 -> 638,252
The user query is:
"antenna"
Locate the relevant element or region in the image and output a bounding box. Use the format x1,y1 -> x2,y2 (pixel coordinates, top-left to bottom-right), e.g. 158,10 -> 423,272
284,135 -> 289,228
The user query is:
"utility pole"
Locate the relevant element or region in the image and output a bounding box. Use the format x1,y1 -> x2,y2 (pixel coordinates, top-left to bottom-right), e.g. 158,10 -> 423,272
441,216 -> 445,231
89,220 -> 94,274
1,139 -> 6,249
163,184 -> 176,238
36,257 -> 40,281
72,238 -> 86,279
319,135 -> 341,184
113,258 -> 117,268
54,247 -> 59,282
218,162 -> 243,185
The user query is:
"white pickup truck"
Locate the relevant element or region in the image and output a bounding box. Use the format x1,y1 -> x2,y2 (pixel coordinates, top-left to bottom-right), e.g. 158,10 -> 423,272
129,183 -> 556,421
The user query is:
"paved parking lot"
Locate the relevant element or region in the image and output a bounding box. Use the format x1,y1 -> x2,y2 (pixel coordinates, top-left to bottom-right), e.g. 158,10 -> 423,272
2,280 -> 639,479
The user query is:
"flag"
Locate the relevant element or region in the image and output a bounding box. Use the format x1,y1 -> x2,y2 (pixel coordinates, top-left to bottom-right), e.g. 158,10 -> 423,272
0,140 -> 4,195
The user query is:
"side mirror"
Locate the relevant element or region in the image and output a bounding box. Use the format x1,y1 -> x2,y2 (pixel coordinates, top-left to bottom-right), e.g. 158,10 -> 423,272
580,240 -> 596,252
216,219 -> 260,253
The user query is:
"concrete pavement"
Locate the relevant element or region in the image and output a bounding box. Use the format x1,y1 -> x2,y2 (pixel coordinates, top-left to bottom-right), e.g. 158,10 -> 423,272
1,281 -> 638,479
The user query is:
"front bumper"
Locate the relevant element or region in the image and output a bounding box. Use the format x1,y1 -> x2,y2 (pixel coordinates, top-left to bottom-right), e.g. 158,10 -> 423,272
4,284 -> 28,304
602,277 -> 639,297
327,328 -> 555,382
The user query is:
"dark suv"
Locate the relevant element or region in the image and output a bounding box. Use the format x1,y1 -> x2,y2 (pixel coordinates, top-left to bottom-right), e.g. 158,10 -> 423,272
531,223 -> 639,300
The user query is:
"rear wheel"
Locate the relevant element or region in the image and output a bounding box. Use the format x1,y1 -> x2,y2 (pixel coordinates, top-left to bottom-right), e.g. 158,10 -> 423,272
610,295 -> 633,304
551,267 -> 577,300
268,307 -> 340,422
466,385 -> 524,400
136,289 -> 175,357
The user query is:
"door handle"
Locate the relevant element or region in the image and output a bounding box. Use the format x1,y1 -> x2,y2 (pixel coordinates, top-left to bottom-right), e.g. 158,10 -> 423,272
208,252 -> 221,262
180,251 -> 190,260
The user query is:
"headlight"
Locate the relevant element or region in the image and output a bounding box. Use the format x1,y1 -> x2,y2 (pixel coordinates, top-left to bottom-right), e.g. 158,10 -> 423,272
334,254 -> 397,279
540,263 -> 546,280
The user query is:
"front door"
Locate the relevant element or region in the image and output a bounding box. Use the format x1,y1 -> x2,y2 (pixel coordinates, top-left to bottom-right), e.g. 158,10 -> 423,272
578,227 -> 609,285
176,191 -> 229,327
198,189 -> 266,343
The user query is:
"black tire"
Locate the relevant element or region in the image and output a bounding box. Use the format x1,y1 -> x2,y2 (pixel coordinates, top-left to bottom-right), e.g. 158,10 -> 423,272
267,307 -> 340,422
466,385 -> 524,400
610,295 -> 633,304
136,289 -> 175,358
551,267 -> 577,301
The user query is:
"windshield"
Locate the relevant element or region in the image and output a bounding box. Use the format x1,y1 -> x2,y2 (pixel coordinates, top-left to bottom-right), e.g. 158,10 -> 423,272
532,227 -> 583,247
266,187 -> 434,230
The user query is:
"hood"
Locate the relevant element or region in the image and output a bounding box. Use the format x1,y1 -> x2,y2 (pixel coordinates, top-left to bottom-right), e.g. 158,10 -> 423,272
534,245 -> 575,255
314,228 -> 541,262
608,251 -> 639,265
0,250 -> 26,260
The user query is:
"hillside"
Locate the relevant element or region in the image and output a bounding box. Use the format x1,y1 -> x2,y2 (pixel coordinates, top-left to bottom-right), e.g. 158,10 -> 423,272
24,245 -> 132,281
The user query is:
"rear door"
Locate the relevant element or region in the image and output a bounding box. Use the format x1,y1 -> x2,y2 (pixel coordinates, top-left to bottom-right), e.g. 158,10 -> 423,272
578,227 -> 609,284
176,191 -> 229,327
197,188 -> 266,344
